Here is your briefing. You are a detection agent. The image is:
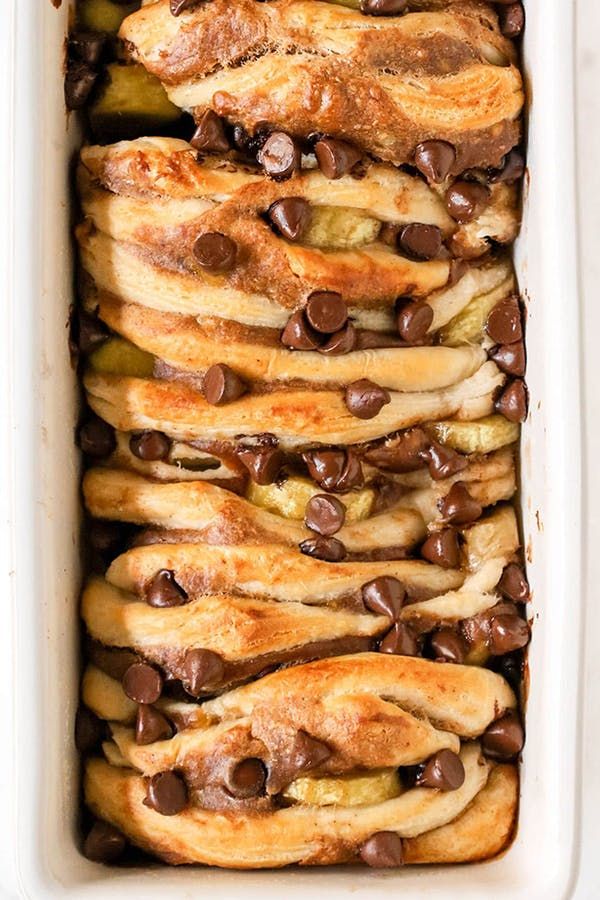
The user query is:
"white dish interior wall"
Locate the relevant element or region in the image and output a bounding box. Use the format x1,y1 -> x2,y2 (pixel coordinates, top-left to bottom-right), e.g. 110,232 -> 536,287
0,0 -> 583,896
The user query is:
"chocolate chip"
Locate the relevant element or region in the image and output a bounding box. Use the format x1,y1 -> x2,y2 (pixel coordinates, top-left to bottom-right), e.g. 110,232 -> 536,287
83,821 -> 126,863
489,341 -> 526,376
74,309 -> 110,355
75,706 -> 106,753
423,441 -> 468,481
237,446 -> 284,484
481,711 -> 524,760
398,223 -> 443,260
268,197 -> 311,241
495,379 -> 528,422
203,363 -> 247,405
498,563 -> 530,602
396,298 -> 433,343
225,758 -> 267,798
305,291 -> 348,334
489,614 -> 530,655
289,730 -> 331,773
281,310 -> 322,350
78,416 -> 116,459
362,577 -> 406,619
314,138 -> 362,180
420,528 -> 461,569
190,109 -> 230,154
303,448 -> 363,492
122,664 -> 163,704
305,494 -> 346,536
360,0 -> 408,14
486,297 -> 522,344
417,749 -> 465,791
379,622 -> 419,656
299,535 -> 347,562
193,232 -> 237,271
430,630 -> 467,664
499,2 -> 524,37
319,323 -> 357,355
170,0 -> 198,15
359,832 -> 404,868
183,648 -> 225,695
364,428 -> 429,473
129,430 -> 171,461
144,771 -> 188,815
445,181 -> 491,223
490,149 -> 525,184
69,31 -> 106,67
438,482 -> 482,524
135,705 -> 173,746
65,62 -> 98,110
414,140 -> 456,183
257,132 -> 300,180
345,379 -> 391,419
145,569 -> 188,608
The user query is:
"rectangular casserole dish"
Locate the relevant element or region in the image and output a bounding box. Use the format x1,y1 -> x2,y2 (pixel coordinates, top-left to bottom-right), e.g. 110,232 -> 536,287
0,0 -> 583,896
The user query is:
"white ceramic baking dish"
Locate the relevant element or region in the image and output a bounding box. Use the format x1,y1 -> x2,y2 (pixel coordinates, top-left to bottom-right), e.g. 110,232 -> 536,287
0,0 -> 584,896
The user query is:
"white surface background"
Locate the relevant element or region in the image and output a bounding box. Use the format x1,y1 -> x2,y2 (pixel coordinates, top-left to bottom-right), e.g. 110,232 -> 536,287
574,0 -> 600,895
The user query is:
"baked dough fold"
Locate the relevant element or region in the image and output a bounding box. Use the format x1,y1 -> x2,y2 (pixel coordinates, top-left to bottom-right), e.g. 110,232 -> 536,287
119,1 -> 523,168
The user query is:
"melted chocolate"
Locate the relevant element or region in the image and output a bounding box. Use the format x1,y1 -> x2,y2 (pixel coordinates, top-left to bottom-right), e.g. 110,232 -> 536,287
87,635 -> 373,697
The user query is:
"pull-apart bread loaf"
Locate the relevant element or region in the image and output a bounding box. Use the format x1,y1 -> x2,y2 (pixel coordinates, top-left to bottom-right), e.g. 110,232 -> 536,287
75,0 -> 528,870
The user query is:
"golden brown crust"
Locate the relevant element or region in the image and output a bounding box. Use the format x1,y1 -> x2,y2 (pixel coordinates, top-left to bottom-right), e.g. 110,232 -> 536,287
80,139 -> 449,217
82,504 -> 517,669
80,139 -> 518,253
403,763 -> 518,863
82,576 -> 388,664
108,431 -> 246,488
199,653 -> 515,729
85,760 -> 518,869
84,747 -> 495,866
77,221 -> 450,326
120,1 -> 523,168
83,362 -> 506,448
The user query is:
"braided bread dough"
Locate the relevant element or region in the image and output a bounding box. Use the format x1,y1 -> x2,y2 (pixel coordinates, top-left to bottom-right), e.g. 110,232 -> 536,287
120,0 -> 523,168
76,0 -> 527,870
85,655 -> 517,866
